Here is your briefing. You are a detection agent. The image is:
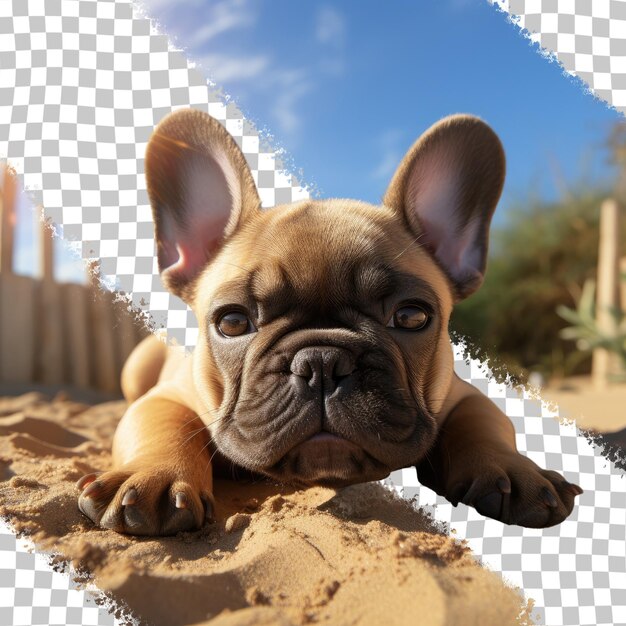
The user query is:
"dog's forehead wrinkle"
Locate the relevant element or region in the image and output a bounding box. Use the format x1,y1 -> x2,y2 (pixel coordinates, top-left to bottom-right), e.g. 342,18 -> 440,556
251,259 -> 394,312
245,200 -> 400,298
205,198 -> 451,313
210,275 -> 251,304
250,262 -> 299,309
354,263 -> 398,301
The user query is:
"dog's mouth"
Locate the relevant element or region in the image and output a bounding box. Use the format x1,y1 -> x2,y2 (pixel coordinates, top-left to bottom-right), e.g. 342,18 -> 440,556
212,388 -> 436,487
263,430 -> 392,487
211,348 -> 438,486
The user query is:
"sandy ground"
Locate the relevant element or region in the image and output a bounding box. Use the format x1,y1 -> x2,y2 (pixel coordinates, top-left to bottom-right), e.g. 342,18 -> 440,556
0,392 -> 534,626
540,377 -> 626,433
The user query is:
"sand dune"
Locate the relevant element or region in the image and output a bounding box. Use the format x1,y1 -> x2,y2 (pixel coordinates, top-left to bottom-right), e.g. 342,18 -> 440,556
0,393 -> 533,625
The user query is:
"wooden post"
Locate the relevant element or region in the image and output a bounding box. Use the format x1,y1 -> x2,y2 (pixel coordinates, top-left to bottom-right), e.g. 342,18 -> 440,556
37,217 -> 65,385
0,275 -> 36,383
62,282 -> 91,389
0,165 -> 16,273
592,198 -> 621,389
87,264 -> 120,393
38,214 -> 54,281
0,169 -> 36,383
115,297 -> 141,377
619,256 -> 626,315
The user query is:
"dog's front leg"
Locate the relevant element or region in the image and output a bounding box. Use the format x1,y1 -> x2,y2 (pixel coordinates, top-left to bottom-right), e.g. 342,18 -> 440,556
416,379 -> 582,528
77,389 -> 214,536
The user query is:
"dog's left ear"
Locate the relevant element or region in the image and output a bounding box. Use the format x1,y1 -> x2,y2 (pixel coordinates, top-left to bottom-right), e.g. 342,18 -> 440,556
145,108 -> 261,300
383,115 -> 505,300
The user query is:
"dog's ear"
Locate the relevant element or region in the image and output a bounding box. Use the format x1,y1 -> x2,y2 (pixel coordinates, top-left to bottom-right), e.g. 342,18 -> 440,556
145,108 -> 260,299
383,115 -> 505,300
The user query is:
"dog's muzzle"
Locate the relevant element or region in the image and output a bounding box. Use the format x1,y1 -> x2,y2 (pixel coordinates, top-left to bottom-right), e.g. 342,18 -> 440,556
289,346 -> 356,397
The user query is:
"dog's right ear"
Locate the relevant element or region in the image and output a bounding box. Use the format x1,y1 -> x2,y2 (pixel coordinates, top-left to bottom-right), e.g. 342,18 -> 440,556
383,115 -> 505,301
145,108 -> 260,300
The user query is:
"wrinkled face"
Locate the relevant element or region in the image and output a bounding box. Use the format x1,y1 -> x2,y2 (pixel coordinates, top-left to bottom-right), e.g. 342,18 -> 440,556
192,200 -> 455,487
145,109 -> 505,487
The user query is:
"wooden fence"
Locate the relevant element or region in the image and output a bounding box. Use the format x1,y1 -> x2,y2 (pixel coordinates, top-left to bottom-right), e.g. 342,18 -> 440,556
0,167 -> 148,395
592,199 -> 625,388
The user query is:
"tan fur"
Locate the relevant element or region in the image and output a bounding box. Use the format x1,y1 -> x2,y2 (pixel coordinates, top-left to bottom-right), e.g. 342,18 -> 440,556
77,110 -> 581,535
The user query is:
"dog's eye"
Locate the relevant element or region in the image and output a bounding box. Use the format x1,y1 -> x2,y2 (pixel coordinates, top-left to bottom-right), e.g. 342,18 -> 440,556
217,311 -> 252,337
387,305 -> 429,330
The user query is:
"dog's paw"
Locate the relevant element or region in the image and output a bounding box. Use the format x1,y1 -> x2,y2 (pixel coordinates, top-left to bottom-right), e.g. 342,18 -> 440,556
76,465 -> 214,536
445,452 -> 583,528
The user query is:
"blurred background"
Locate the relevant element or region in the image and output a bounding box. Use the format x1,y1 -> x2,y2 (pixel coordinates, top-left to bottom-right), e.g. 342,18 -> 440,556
1,0 -> 625,433
0,166 -> 149,402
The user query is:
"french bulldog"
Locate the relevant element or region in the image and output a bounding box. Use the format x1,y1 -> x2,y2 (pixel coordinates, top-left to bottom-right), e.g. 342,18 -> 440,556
77,108 -> 582,535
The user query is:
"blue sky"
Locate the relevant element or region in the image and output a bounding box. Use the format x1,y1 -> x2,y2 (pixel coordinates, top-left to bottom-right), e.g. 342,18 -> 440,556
140,0 -> 622,214
12,0 -> 624,280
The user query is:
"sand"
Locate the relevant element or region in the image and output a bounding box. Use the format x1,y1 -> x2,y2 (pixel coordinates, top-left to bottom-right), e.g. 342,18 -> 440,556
541,376 -> 626,433
0,392 -> 533,626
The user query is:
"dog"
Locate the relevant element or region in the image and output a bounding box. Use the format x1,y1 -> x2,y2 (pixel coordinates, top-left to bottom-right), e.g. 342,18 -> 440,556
77,108 -> 582,535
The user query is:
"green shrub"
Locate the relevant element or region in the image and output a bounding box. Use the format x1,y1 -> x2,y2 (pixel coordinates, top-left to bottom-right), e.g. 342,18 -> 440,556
449,189 -> 625,382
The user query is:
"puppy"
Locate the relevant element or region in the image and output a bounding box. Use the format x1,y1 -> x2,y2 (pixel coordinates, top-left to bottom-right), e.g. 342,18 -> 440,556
77,108 -> 582,535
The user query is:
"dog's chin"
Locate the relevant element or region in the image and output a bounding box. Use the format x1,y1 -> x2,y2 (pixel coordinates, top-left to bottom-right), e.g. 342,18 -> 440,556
264,432 -> 392,488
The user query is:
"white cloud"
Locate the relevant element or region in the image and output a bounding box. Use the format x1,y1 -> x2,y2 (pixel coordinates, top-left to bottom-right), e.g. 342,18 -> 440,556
315,6 -> 346,47
138,0 -> 255,48
270,70 -> 314,136
195,56 -> 311,138
371,130 -> 405,181
199,53 -> 270,83
185,0 -> 254,48
139,0 -> 341,142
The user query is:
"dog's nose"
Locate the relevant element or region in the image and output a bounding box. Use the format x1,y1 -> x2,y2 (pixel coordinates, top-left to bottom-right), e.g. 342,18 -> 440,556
290,347 -> 355,393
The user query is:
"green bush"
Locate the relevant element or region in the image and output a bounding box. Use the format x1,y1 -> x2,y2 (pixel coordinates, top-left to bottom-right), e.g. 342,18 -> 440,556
449,189 -> 626,383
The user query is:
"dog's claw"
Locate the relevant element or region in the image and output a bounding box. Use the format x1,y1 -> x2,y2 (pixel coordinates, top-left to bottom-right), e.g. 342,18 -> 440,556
496,477 -> 511,493
562,481 -> 583,496
123,504 -> 146,529
461,490 -> 474,507
441,453 -> 582,528
76,466 -> 211,536
82,480 -> 103,498
78,493 -> 103,521
474,491 -> 503,519
541,487 -> 558,508
201,493 -> 215,522
122,488 -> 138,506
76,473 -> 101,490
449,483 -> 469,506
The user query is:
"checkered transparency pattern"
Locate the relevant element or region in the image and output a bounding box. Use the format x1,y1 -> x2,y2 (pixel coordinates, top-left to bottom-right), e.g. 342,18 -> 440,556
0,520 -> 121,626
387,346 -> 626,626
0,0 -> 308,350
491,0 -> 626,112
1,1 -> 626,625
